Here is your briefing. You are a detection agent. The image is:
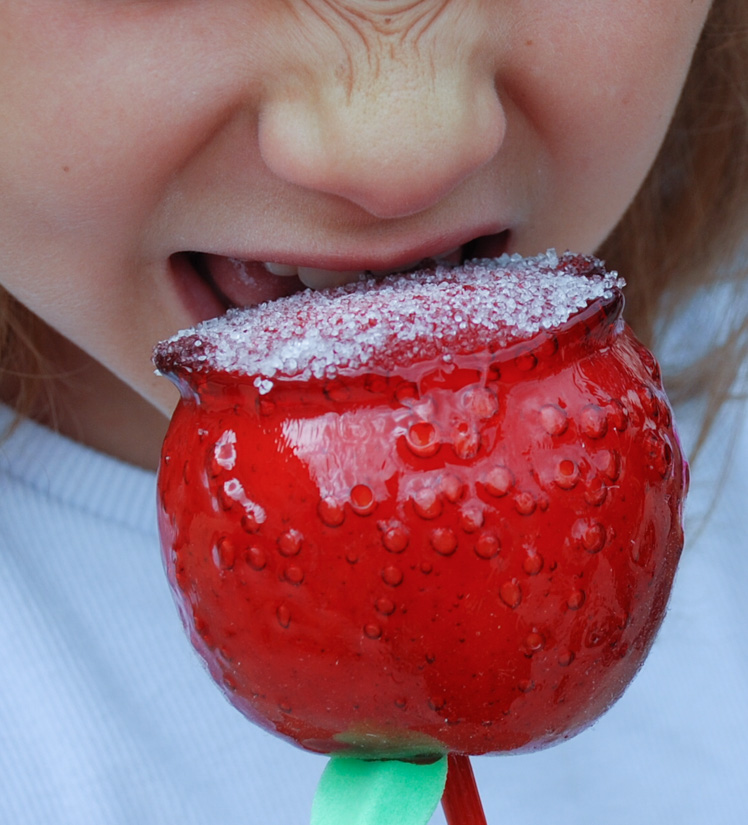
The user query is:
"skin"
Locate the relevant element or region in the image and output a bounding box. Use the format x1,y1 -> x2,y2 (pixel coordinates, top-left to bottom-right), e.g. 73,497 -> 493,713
0,0 -> 712,469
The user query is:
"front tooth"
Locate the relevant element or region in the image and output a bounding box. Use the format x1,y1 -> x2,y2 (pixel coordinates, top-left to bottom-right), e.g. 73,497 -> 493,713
263,262 -> 299,277
369,259 -> 422,277
436,246 -> 463,265
263,247 -> 463,291
369,247 -> 463,277
297,267 -> 361,290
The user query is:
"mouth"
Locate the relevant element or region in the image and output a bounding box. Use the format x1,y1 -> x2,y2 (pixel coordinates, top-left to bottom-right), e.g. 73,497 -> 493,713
170,231 -> 511,324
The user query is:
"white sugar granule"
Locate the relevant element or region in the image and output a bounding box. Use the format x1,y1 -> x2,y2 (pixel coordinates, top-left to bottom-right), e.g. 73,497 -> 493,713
155,251 -> 623,390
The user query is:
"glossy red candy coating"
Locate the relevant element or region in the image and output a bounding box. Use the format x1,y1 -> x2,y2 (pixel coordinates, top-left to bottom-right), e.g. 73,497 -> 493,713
156,282 -> 687,759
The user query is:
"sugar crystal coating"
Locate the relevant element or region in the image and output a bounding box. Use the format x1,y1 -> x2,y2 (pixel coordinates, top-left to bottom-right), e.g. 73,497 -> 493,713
154,251 -> 623,390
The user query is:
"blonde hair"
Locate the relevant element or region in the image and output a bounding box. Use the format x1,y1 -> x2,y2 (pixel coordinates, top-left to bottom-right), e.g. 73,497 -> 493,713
2,0 -> 747,448
0,291 -> 61,433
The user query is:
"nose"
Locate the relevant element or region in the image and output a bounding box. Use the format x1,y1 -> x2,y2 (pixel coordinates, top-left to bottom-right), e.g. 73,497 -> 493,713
257,34 -> 505,219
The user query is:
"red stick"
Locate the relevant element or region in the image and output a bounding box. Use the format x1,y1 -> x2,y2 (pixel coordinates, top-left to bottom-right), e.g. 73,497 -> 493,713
441,754 -> 488,825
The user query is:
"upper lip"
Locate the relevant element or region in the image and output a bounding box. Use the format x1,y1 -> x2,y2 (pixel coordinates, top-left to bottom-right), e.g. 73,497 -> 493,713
197,224 -> 509,273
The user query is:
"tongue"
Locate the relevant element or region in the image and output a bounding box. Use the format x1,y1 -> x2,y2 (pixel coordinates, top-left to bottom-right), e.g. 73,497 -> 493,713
205,254 -> 303,307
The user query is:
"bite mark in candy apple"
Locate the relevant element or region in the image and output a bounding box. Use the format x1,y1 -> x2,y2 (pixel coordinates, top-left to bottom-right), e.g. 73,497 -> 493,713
154,251 -> 688,761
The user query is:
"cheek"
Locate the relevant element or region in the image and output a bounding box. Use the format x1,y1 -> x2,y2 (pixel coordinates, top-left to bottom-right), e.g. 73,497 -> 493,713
511,1 -> 710,141
0,5 -> 264,259
0,62 -> 175,251
501,1 -> 710,248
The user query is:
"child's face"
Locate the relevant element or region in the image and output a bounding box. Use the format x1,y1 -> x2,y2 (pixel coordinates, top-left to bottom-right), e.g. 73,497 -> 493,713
0,1 -> 711,429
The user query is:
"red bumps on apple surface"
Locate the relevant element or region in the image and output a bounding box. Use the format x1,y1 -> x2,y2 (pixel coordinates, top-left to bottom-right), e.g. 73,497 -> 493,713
154,251 -> 688,760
